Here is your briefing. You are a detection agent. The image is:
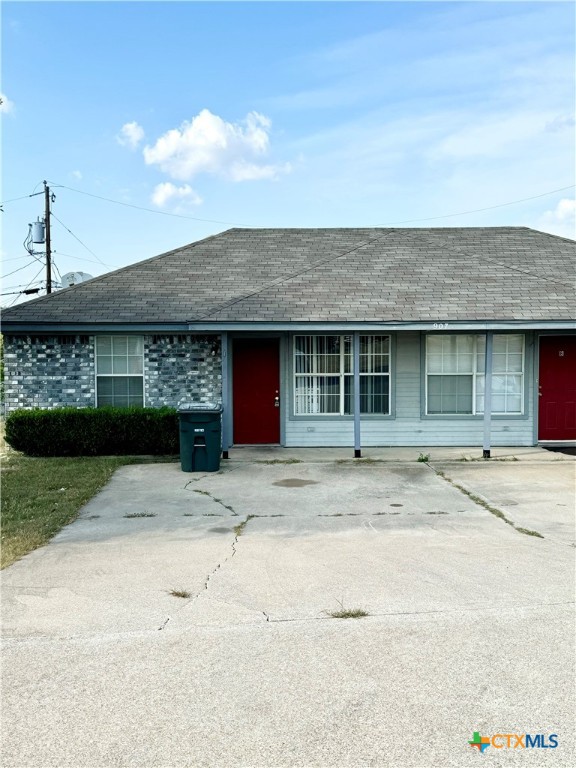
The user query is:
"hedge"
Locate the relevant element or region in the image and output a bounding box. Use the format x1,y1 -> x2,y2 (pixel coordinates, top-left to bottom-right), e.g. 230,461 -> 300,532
5,407 -> 179,457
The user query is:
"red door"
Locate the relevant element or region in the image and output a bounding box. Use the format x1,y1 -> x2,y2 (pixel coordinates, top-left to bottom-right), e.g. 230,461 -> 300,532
538,336 -> 576,441
233,338 -> 280,444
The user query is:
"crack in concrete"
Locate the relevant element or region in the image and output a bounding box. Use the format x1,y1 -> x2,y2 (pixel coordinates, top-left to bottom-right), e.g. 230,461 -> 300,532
183,476 -> 209,488
190,488 -> 238,516
426,463 -> 545,539
190,515 -> 253,605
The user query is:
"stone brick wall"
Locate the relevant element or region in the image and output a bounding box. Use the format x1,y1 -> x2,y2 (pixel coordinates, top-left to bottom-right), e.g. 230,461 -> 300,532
3,335 -> 96,412
2,333 -> 222,413
144,334 -> 222,407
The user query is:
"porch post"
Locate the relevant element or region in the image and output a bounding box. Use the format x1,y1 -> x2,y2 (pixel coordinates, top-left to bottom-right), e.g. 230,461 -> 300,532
483,331 -> 493,459
353,332 -> 361,458
221,332 -> 230,459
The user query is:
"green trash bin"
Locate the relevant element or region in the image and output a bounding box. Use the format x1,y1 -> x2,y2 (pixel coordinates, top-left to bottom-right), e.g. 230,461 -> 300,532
178,403 -> 222,472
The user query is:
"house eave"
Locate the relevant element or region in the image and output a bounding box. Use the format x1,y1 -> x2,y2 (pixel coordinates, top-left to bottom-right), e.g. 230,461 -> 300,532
1,319 -> 575,334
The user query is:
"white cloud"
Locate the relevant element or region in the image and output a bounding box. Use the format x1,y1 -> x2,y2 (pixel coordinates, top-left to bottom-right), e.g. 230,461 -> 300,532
537,199 -> 576,240
71,170 -> 83,180
151,182 -> 202,208
545,114 -> 575,133
0,93 -> 15,114
117,121 -> 145,149
143,109 -> 290,182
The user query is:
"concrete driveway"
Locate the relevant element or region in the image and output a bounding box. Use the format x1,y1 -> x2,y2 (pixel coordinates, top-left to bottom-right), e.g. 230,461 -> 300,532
2,448 -> 574,767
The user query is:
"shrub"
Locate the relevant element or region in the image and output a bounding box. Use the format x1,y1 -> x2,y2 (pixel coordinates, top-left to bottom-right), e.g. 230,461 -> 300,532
5,406 -> 179,457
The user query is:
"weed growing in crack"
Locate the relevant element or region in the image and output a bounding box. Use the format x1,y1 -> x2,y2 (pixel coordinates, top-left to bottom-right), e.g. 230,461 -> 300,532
234,514 -> 255,537
417,453 -> 430,462
168,589 -> 191,599
324,599 -> 369,619
432,468 -> 544,538
258,459 -> 302,464
515,527 -> 544,538
124,512 -> 156,518
213,498 -> 235,512
193,489 -> 211,496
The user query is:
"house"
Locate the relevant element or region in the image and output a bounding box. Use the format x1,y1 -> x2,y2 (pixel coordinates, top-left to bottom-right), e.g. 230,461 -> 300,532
2,227 -> 575,453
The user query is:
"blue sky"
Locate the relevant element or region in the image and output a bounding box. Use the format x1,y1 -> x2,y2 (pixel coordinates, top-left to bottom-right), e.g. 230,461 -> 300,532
2,0 -> 574,304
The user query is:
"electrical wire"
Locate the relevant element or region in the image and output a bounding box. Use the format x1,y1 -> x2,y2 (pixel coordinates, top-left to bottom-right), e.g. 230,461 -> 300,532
51,181 -> 574,229
1,255 -> 37,263
372,185 -> 576,226
1,288 -> 42,297
49,183 -> 249,226
52,259 -> 63,284
50,213 -> 107,265
2,260 -> 42,279
6,265 -> 45,307
52,249 -> 114,268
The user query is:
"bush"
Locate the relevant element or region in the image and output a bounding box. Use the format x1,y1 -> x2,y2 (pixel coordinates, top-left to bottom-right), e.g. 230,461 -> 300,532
5,407 -> 179,457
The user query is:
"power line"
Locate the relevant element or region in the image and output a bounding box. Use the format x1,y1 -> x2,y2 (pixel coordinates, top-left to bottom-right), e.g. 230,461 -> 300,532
53,181 -> 575,229
50,182 -> 248,226
6,265 -> 45,307
52,249 -> 114,268
50,212 -> 107,265
2,255 -> 37,263
2,260 -> 42,279
373,185 -> 576,227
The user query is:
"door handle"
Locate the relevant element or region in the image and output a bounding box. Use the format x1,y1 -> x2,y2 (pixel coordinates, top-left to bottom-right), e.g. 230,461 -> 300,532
274,395 -> 280,408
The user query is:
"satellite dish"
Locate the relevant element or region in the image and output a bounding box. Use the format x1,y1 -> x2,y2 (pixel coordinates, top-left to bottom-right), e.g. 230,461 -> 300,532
61,271 -> 93,287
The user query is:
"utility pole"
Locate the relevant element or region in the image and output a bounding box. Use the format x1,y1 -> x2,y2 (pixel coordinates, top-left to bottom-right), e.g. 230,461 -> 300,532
44,180 -> 52,293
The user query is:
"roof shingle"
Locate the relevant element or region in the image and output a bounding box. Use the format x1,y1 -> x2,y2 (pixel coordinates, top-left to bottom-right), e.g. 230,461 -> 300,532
2,227 -> 575,325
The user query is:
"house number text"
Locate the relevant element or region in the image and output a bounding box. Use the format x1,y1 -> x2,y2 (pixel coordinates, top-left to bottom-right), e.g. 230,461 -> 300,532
432,323 -> 449,329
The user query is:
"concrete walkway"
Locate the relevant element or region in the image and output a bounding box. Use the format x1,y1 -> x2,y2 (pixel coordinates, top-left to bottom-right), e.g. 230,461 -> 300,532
2,448 -> 574,767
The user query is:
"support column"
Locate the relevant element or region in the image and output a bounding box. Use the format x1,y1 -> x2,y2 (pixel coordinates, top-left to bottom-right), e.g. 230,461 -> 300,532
483,331 -> 493,459
353,332 -> 361,458
221,332 -> 230,459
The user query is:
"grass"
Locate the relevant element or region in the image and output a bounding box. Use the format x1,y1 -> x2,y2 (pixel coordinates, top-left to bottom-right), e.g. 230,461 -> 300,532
234,514 -> 255,537
1,452 -> 156,569
417,453 -> 430,462
169,588 -> 191,599
515,527 -> 544,538
324,600 -> 369,619
124,512 -> 156,518
431,467 -> 545,539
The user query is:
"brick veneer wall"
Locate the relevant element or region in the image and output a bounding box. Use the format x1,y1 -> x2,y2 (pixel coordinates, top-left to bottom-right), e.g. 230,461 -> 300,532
2,334 -> 222,413
3,334 -> 96,412
144,335 -> 222,407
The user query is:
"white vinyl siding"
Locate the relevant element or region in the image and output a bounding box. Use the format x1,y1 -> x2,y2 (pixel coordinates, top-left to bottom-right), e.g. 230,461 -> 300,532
426,334 -> 524,415
294,335 -> 390,415
96,336 -> 144,407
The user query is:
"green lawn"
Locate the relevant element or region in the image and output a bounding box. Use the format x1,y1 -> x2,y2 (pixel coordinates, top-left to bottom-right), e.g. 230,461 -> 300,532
1,453 -> 171,569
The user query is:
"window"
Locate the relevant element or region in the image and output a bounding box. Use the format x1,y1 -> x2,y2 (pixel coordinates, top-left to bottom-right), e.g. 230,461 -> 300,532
426,334 -> 524,415
294,335 -> 390,415
96,336 -> 144,407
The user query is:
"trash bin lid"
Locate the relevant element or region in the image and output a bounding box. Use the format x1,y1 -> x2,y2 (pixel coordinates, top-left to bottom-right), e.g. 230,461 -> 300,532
178,402 -> 222,413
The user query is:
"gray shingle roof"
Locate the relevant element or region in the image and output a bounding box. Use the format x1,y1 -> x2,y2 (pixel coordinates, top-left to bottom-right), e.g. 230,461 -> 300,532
2,227 -> 575,325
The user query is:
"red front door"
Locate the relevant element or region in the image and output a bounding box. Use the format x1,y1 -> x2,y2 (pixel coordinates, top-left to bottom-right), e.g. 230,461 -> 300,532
538,336 -> 576,441
232,338 -> 280,444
